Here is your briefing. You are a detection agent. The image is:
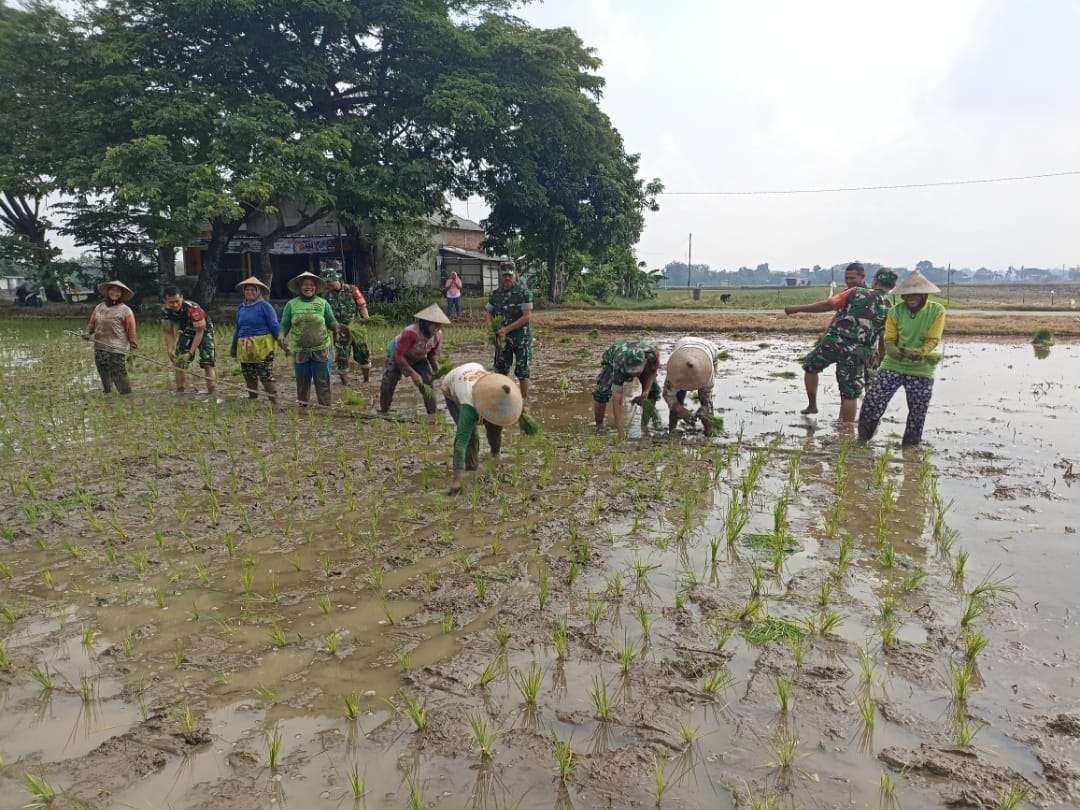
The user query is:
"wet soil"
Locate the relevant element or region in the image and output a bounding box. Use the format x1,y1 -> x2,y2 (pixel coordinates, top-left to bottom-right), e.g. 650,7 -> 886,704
0,323 -> 1078,809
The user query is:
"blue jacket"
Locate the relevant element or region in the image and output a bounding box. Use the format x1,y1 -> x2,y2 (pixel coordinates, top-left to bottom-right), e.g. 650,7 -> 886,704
231,300 -> 280,355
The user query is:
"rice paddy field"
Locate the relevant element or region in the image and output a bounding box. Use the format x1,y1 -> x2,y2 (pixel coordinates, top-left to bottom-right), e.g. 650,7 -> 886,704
0,318 -> 1078,809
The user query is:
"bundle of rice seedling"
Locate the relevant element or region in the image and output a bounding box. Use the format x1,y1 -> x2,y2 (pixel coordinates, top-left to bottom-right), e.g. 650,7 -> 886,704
490,316 -> 506,352
698,412 -> 725,434
1032,327 -> 1054,346
519,413 -> 542,436
346,320 -> 367,345
432,361 -> 454,380
640,399 -> 661,428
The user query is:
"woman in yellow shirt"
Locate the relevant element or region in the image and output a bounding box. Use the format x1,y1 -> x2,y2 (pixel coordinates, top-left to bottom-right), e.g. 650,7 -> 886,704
857,270 -> 945,446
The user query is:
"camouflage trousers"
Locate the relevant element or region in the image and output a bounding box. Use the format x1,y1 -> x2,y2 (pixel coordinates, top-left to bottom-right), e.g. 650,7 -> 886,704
334,324 -> 370,371
240,355 -> 277,403
94,350 -> 132,395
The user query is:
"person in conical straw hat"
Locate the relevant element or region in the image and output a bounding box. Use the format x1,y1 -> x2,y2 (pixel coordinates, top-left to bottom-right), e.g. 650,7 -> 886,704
440,362 -> 523,493
85,281 -> 138,394
662,336 -> 724,436
379,303 -> 450,415
280,271 -> 339,407
230,276 -> 283,405
858,269 -> 945,447
321,261 -> 371,385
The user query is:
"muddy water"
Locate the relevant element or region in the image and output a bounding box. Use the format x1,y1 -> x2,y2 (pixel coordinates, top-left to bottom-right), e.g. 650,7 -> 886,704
0,324 -> 1078,809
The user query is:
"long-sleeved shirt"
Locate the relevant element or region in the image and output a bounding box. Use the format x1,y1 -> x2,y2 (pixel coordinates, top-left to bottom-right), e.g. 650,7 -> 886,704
441,363 -> 488,470
392,323 -> 442,371
880,301 -> 946,378
88,302 -> 137,354
230,300 -> 280,355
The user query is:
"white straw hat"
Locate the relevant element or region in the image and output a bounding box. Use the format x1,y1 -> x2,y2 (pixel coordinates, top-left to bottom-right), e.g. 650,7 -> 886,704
893,270 -> 941,296
414,304 -> 451,325
666,345 -> 712,390
287,271 -> 326,296
235,276 -> 270,293
473,373 -> 524,427
96,280 -> 134,301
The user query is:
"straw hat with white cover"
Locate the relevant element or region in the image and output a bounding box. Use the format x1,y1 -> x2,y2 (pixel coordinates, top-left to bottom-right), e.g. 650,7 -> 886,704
97,280 -> 134,301
893,270 -> 941,296
666,343 -> 713,390
235,276 -> 270,293
287,271 -> 326,296
414,304 -> 451,325
472,372 -> 523,427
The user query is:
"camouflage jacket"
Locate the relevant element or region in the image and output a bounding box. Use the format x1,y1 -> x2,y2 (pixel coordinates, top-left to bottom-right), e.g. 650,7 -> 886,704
822,288 -> 890,356
486,283 -> 533,338
323,284 -> 362,325
601,339 -> 660,384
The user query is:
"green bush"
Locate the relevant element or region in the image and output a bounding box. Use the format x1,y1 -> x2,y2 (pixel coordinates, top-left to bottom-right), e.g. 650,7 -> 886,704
369,286 -> 444,323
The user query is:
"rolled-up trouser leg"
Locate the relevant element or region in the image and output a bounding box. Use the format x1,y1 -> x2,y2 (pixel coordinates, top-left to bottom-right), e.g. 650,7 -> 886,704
241,363 -> 260,399
313,361 -> 332,406
379,363 -> 401,412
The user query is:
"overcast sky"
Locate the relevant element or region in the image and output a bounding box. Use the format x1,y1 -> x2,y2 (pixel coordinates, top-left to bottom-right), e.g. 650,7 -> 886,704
453,0 -> 1080,271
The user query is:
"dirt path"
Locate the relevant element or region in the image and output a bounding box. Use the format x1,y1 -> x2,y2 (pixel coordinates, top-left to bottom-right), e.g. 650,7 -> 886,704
535,308 -> 1080,337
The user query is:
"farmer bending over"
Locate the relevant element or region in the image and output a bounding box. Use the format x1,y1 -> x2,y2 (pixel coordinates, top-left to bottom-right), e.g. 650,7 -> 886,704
281,271 -> 338,407
161,285 -> 216,395
858,270 -> 945,446
441,363 -> 523,494
663,336 -> 722,436
379,304 -> 449,415
593,338 -> 661,435
784,264 -> 896,420
322,263 -> 370,385
484,267 -> 533,402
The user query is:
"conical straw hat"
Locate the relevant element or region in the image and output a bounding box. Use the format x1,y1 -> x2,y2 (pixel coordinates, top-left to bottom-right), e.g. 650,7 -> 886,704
473,373 -> 523,427
96,280 -> 134,302
893,269 -> 941,296
235,276 -> 270,293
666,345 -> 712,390
287,271 -> 326,296
415,303 -> 451,325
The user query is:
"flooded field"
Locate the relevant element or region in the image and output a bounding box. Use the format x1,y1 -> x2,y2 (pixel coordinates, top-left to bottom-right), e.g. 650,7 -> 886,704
0,320 -> 1078,810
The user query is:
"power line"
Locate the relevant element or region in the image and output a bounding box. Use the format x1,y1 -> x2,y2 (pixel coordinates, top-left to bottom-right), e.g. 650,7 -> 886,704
658,169 -> 1080,196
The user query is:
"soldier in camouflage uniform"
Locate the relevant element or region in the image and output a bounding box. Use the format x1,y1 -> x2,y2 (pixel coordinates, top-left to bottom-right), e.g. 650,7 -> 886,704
322,267 -> 370,384
484,268 -> 533,401
784,266 -> 897,420
592,338 -> 661,434
161,286 -> 217,395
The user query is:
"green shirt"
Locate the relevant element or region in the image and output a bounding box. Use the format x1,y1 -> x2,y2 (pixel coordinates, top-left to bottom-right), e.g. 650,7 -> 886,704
879,301 -> 946,379
486,282 -> 533,339
281,296 -> 336,356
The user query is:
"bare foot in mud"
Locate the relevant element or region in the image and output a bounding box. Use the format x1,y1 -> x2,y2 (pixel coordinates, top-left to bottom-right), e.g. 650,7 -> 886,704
800,405 -> 818,415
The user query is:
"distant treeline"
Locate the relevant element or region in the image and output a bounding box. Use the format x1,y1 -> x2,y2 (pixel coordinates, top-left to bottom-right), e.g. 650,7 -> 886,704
659,260 -> 1080,287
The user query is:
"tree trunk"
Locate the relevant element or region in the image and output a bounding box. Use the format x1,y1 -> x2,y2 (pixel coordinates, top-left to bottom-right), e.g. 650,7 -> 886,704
194,221 -> 239,307
259,239 -> 274,289
546,248 -> 561,303
156,246 -> 176,293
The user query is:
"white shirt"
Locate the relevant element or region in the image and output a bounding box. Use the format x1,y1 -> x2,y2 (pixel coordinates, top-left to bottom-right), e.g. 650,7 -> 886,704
440,362 -> 488,408
671,336 -> 721,363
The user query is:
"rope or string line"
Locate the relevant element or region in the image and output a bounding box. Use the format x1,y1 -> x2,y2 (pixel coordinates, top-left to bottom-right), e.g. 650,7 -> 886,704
658,169 -> 1080,196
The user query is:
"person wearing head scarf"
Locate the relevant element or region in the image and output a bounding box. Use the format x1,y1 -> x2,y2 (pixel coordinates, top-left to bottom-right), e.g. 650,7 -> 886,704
592,338 -> 661,435
440,363 -> 523,493
379,304 -> 450,415
322,263 -> 371,385
662,336 -> 723,435
444,270 -> 463,320
280,271 -> 338,407
784,266 -> 898,420
229,276 -> 283,405
858,270 -> 946,446
86,281 -> 138,394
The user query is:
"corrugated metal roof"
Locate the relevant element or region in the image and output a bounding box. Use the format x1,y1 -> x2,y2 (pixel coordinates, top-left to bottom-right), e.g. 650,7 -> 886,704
439,246 -> 512,262
427,213 -> 484,232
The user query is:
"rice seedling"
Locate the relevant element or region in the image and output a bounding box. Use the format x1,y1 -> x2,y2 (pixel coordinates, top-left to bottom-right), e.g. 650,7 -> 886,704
961,628 -> 989,664
743,617 -> 805,645
174,641 -> 186,669
636,606 -> 652,642
81,624 -> 98,648
344,693 -> 360,721
240,567 -> 255,595
31,664 -> 54,691
606,571 -> 624,600
319,594 -> 332,615
567,559 -> 580,587
405,765 -> 425,810
79,675 -> 97,704
653,754 -> 671,807
538,572 -> 551,611
589,674 -> 612,721
855,646 -> 875,691
550,731 -> 575,781
834,532 -> 855,580
478,656 -> 503,688
255,683 -> 276,702
823,499 -> 843,539
0,604 -> 16,624
473,575 -> 489,602
857,695 -> 875,749
786,452 -> 803,494
877,539 -> 895,568
816,579 -> 833,609
743,782 -> 779,810
440,612 -> 455,634
189,600 -> 201,622
551,617 -> 569,660
774,676 -> 793,716
954,712 -> 981,747
950,549 -> 969,585
749,563 -> 766,598
700,668 -> 733,699
617,634 -> 636,674
0,639 -> 9,670
995,785 -> 1029,810
872,443 -> 894,488
495,624 -> 511,649
723,491 -> 750,547
959,594 -> 985,630
23,771 -> 57,807
968,568 -> 1017,605
0,560 -> 10,580
947,659 -> 974,708
468,710 -> 498,758
768,730 -> 799,777
266,726 -> 283,769
708,619 -> 734,652
398,690 -> 428,731
178,704 -> 197,736
899,569 -> 926,594
879,770 -> 901,810
322,630 -> 339,656
347,766 -> 365,801
398,650 -> 412,672
42,569 -> 54,589
512,664 -> 543,705
737,595 -> 766,624
819,610 -> 842,636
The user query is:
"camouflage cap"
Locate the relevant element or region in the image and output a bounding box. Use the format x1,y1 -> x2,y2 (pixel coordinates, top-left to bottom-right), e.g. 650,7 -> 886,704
322,269 -> 343,283
874,268 -> 898,289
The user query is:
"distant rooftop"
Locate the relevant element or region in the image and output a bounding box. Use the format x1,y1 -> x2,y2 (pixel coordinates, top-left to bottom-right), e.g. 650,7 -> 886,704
427,213 -> 484,232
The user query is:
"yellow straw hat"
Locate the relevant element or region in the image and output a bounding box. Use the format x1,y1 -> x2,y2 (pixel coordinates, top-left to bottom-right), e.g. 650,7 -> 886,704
665,345 -> 712,390
472,373 -> 524,427
287,271 -> 326,296
96,280 -> 134,302
235,276 -> 270,293
414,303 -> 451,325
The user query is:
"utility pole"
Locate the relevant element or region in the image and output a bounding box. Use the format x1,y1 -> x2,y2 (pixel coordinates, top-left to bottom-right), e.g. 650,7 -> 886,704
946,263 -> 952,308
686,233 -> 692,290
